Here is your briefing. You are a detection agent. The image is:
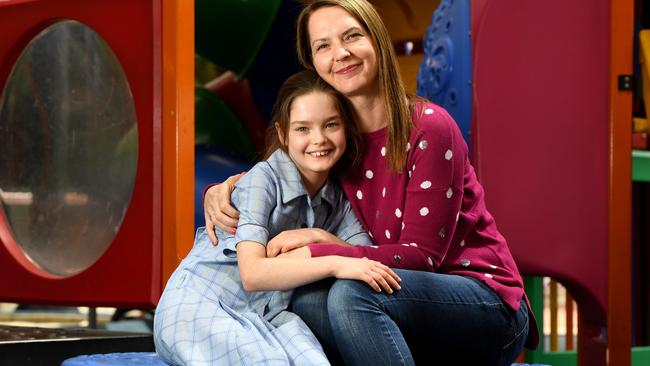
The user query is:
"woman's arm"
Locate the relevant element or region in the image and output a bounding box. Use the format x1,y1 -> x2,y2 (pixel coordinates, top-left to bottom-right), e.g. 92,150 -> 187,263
266,228 -> 352,257
307,106 -> 466,271
237,241 -> 400,293
266,193 -> 372,257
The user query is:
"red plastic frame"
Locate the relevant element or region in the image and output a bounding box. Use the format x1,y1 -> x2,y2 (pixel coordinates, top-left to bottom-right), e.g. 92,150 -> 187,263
0,0 -> 162,307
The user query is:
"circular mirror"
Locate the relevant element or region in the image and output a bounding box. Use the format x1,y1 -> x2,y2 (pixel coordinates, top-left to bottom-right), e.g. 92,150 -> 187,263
0,20 -> 138,277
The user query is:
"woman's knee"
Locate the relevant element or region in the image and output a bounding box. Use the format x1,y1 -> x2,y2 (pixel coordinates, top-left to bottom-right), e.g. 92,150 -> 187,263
327,279 -> 379,313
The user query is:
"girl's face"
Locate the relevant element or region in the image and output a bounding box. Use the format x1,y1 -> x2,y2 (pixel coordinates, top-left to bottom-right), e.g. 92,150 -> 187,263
307,6 -> 379,97
278,91 -> 346,191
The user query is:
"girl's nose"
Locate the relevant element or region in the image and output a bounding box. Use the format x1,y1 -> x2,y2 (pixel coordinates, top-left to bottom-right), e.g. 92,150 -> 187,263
312,130 -> 328,144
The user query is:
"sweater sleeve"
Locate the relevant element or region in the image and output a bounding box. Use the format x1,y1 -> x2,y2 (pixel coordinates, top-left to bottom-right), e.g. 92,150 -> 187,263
309,105 -> 466,271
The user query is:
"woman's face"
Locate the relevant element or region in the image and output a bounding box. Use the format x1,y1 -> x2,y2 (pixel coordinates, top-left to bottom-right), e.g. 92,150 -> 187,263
307,6 -> 379,98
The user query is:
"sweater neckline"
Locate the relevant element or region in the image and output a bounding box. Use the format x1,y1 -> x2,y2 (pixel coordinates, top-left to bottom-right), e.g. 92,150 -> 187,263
363,126 -> 387,142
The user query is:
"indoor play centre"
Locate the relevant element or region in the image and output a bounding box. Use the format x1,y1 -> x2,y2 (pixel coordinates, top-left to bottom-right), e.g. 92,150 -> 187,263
0,0 -> 647,365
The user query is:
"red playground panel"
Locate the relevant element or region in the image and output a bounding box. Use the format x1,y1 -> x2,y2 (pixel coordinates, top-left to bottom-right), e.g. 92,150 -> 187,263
0,0 -> 163,307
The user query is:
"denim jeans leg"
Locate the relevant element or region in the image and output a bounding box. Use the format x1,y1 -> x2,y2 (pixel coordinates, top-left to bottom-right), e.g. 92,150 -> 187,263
327,269 -> 527,366
289,278 -> 345,365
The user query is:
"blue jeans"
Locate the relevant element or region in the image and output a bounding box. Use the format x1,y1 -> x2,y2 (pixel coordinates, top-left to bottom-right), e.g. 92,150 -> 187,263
289,269 -> 529,366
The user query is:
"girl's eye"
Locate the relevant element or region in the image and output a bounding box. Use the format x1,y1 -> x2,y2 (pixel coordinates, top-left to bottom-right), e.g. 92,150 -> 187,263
295,127 -> 309,133
326,122 -> 340,129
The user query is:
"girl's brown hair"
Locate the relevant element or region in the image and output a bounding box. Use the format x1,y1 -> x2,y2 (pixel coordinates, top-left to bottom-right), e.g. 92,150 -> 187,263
264,69 -> 364,180
296,0 -> 413,172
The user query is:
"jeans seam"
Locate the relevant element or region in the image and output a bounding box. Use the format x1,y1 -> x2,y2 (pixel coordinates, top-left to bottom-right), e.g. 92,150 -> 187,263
377,297 -> 504,308
501,305 -> 529,350
372,305 -> 412,366
502,319 -> 527,350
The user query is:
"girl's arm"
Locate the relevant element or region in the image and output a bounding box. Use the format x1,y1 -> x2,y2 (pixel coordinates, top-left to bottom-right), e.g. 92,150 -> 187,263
237,241 -> 400,293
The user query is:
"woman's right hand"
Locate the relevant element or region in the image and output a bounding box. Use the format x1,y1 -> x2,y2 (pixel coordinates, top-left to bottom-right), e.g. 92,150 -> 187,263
204,173 -> 244,244
332,257 -> 401,294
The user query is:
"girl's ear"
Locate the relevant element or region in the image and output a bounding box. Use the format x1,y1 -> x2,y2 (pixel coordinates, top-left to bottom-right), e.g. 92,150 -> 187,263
275,122 -> 286,145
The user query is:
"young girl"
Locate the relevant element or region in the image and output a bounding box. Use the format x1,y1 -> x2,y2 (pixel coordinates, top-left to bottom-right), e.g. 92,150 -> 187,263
153,70 -> 401,366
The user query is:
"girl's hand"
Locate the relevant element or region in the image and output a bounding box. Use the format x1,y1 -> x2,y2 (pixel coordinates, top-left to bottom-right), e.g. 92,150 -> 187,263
267,228 -> 324,257
333,257 -> 402,294
204,173 -> 244,245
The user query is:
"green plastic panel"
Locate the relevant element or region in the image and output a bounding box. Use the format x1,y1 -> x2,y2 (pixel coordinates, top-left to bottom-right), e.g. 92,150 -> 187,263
632,150 -> 650,182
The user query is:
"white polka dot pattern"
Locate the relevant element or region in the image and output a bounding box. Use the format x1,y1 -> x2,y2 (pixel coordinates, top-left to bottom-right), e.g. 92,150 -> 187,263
419,207 -> 429,216
418,140 -> 428,150
385,230 -> 391,239
446,188 -> 453,199
381,146 -> 386,156
484,273 -> 493,279
460,240 -> 465,247
382,187 -> 386,197
409,243 -> 417,247
395,208 -> 402,218
424,108 -> 434,115
420,181 -> 432,189
365,170 -> 374,179
445,149 -> 453,160
489,265 -> 497,269
401,222 -> 405,230
356,190 -> 363,199
427,257 -> 434,266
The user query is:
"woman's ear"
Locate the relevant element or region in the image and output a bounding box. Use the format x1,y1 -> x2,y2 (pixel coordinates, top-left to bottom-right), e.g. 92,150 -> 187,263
275,122 -> 286,145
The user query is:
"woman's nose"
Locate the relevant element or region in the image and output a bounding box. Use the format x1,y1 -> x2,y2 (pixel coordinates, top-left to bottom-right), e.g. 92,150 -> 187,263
334,45 -> 350,62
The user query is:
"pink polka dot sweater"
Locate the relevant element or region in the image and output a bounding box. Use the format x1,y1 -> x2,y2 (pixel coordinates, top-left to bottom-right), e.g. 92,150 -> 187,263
308,101 -> 538,346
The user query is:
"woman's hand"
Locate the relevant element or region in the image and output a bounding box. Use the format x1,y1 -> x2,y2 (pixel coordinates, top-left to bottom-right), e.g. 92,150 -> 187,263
332,257 -> 402,294
267,228 -> 325,257
204,173 -> 244,244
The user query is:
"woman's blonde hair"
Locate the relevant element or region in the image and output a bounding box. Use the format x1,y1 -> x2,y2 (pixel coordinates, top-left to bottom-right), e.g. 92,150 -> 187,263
296,0 -> 412,172
264,69 -> 364,180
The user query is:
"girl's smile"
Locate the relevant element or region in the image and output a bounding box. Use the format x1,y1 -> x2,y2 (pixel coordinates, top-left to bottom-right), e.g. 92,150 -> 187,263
278,91 -> 347,196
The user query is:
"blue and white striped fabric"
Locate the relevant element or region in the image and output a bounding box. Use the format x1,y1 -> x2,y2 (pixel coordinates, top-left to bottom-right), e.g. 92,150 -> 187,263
154,149 -> 371,366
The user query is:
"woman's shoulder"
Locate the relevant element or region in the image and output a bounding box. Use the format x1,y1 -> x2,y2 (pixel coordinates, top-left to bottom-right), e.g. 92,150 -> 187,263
411,100 -> 457,129
410,101 -> 461,140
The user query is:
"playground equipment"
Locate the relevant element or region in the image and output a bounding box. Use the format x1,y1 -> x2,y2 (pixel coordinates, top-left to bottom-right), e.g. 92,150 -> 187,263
417,0 -> 472,143
468,0 -> 634,364
0,0 -> 193,307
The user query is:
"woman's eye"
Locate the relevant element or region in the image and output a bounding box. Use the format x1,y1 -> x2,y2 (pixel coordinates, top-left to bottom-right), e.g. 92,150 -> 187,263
314,43 -> 329,51
295,127 -> 308,133
345,32 -> 362,41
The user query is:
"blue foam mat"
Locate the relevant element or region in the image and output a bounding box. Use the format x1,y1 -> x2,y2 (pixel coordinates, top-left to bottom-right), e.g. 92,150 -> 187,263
61,352 -> 167,366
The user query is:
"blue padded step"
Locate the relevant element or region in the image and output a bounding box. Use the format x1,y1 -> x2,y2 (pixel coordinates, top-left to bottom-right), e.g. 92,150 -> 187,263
61,352 -> 167,366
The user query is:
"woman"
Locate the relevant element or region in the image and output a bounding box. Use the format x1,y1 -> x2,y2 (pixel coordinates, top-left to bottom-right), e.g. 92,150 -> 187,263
204,1 -> 538,365
155,70 -> 400,365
